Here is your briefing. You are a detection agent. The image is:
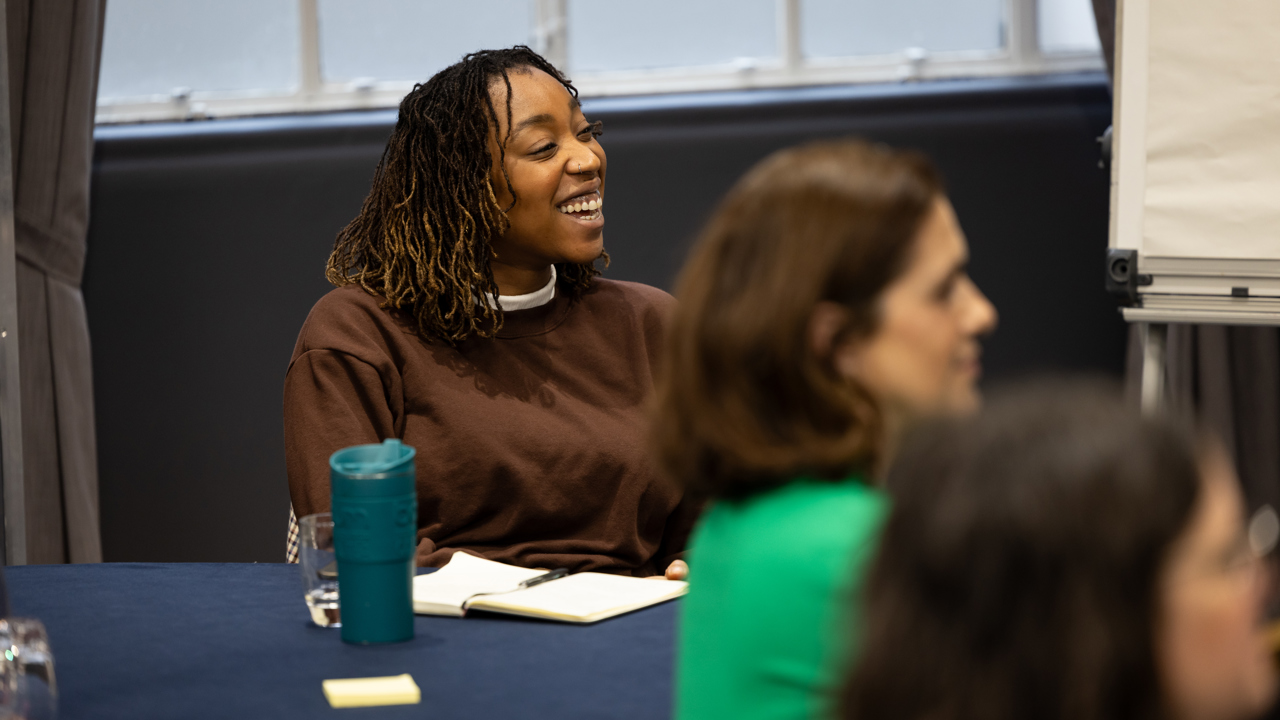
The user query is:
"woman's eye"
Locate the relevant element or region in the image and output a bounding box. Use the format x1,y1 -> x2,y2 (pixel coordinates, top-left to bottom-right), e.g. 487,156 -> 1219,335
532,143 -> 556,155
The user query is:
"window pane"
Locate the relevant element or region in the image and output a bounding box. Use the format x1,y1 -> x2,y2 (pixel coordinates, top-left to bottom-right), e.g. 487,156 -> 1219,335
1038,0 -> 1102,53
802,0 -> 1003,58
98,0 -> 298,100
568,0 -> 776,73
318,0 -> 532,84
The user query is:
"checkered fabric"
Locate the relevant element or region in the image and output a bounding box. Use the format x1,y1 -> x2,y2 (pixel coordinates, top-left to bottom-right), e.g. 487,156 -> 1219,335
286,506 -> 299,564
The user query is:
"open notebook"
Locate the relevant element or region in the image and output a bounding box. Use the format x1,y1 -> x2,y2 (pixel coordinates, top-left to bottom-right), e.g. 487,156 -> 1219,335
412,551 -> 687,623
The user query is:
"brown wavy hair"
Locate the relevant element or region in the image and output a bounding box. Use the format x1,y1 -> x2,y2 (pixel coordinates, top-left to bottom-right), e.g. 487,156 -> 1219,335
842,379 -> 1202,720
326,46 -> 604,345
652,139 -> 942,499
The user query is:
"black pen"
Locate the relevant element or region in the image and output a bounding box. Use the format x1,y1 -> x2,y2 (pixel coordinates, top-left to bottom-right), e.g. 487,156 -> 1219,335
518,568 -> 570,589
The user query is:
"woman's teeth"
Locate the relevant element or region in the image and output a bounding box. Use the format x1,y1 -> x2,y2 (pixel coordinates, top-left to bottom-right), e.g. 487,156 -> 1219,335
558,197 -> 602,214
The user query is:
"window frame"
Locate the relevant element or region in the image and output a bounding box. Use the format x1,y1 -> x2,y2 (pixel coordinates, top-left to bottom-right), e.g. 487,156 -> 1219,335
93,0 -> 1104,124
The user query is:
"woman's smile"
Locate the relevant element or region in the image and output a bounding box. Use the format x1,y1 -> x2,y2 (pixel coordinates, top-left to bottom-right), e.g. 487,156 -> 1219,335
555,189 -> 604,224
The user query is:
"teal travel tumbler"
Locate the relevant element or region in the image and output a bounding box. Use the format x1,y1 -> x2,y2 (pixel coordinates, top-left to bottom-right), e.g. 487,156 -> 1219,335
330,438 -> 417,644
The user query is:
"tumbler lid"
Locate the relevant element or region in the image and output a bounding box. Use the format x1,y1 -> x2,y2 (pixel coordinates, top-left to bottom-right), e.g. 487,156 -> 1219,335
330,439 -> 416,487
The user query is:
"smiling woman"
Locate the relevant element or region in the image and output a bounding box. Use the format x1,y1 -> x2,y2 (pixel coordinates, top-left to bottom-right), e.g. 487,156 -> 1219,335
485,67 -> 608,296
283,46 -> 695,579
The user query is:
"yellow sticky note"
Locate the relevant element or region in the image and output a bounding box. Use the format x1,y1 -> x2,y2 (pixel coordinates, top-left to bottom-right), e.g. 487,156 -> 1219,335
322,673 -> 421,708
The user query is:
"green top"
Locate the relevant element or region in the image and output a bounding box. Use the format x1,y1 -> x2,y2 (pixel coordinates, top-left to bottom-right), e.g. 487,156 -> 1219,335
675,477 -> 888,720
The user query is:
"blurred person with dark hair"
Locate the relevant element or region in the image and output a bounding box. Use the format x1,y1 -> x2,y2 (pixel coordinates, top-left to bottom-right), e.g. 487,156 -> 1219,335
284,46 -> 694,578
655,139 -> 997,719
842,381 -> 1277,720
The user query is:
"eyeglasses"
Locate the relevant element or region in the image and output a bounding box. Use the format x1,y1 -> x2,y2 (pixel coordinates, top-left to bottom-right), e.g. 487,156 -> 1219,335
1249,505 -> 1279,559
1246,505 -> 1280,655
1209,506 -> 1276,580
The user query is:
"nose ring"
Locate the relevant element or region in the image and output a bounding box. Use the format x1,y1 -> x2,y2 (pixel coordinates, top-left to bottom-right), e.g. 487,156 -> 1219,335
576,161 -> 581,173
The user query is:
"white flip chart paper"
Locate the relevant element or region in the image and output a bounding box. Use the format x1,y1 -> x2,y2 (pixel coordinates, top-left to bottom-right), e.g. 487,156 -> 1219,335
1142,0 -> 1280,260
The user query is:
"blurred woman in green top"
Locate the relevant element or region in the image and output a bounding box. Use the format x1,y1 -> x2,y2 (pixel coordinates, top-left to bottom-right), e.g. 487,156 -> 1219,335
653,139 -> 997,720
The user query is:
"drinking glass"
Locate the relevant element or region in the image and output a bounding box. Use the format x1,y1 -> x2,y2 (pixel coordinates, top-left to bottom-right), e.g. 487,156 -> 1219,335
300,512 -> 341,628
0,617 -> 56,720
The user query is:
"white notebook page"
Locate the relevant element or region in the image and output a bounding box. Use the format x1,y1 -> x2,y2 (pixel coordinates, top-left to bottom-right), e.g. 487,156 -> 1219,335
412,551 -> 544,614
471,572 -> 687,622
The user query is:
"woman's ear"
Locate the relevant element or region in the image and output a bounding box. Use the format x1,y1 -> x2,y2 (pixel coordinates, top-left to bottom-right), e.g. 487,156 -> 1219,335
809,301 -> 850,360
809,301 -> 865,382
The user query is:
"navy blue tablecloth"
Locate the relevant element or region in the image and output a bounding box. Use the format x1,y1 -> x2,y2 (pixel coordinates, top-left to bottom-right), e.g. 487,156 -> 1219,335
7,563 -> 678,719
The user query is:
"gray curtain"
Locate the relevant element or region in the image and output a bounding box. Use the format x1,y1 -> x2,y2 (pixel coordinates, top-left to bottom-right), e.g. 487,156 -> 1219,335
1159,327 -> 1280,511
1096,0 -> 1280,511
6,0 -> 104,563
1090,0 -> 1116,85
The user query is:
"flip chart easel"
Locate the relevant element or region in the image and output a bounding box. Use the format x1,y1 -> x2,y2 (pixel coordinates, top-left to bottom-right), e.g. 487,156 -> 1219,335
1108,0 -> 1280,412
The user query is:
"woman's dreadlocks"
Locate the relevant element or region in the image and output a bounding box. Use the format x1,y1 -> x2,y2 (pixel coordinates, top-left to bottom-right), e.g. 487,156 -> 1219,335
326,46 -> 606,345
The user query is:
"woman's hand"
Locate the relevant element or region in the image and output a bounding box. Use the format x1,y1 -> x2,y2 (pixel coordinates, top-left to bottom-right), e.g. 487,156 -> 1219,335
646,559 -> 689,580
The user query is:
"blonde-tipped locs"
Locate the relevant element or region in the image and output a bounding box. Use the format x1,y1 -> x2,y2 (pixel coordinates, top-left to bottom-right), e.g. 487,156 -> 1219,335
326,46 -> 603,345
652,139 -> 943,499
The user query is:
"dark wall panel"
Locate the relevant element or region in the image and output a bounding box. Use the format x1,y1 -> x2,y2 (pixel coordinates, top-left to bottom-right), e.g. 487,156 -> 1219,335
85,73 -> 1123,562
87,120 -> 392,562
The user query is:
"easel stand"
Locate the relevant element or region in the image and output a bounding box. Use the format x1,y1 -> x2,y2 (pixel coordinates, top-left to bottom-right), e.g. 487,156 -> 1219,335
1140,322 -> 1167,415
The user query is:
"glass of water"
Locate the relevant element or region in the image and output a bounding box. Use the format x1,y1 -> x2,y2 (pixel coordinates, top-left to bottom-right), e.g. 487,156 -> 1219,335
0,617 -> 56,719
300,512 -> 340,628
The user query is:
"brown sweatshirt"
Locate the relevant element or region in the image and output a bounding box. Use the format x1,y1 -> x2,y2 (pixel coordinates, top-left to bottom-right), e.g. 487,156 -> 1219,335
283,278 -> 696,575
